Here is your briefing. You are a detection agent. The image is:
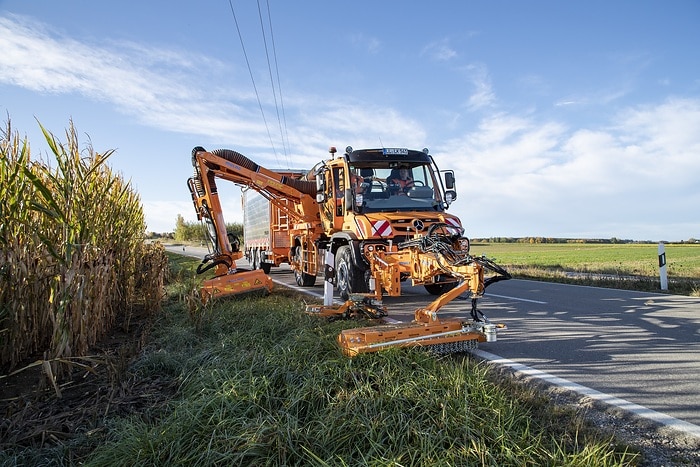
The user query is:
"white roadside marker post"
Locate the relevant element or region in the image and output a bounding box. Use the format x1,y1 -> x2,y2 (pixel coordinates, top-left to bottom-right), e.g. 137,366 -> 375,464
324,249 -> 335,306
658,242 -> 668,291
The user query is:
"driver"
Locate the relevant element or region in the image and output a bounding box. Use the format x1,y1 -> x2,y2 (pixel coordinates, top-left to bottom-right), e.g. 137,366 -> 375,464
389,165 -> 414,195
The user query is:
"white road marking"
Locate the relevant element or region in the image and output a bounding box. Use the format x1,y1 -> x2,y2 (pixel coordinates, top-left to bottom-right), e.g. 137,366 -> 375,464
473,349 -> 700,440
487,293 -> 547,304
272,278 -> 328,300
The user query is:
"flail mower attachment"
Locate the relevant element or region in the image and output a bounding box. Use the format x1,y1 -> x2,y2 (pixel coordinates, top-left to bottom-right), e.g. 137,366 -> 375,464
333,225 -> 511,357
200,269 -> 273,303
337,319 -> 505,357
335,279 -> 507,357
197,253 -> 273,303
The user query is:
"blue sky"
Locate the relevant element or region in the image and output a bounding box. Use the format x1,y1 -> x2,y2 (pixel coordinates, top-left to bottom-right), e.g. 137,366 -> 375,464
1,1 -> 699,241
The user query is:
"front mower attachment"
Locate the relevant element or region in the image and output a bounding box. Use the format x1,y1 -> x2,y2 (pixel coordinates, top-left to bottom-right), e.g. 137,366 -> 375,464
200,269 -> 273,303
337,318 -> 503,357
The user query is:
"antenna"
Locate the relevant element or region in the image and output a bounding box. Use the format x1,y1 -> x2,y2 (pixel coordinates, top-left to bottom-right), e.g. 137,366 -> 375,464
378,136 -> 384,148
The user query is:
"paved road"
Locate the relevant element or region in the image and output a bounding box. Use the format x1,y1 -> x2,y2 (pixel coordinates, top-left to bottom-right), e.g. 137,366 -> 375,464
166,244 -> 700,437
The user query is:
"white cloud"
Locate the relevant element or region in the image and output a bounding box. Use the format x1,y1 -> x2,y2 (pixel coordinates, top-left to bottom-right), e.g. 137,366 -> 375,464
0,13 -> 426,164
462,63 -> 495,110
554,86 -> 630,109
0,14 -> 273,147
421,38 -> 457,61
350,33 -> 381,54
438,98 -> 700,240
296,102 -> 426,149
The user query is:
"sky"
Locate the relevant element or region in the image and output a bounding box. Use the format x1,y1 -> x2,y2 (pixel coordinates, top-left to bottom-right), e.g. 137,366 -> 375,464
1,1 -> 699,241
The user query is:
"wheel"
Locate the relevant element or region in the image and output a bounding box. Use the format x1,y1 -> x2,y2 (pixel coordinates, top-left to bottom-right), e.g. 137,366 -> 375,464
335,245 -> 368,300
424,276 -> 459,295
227,233 -> 241,252
255,249 -> 272,274
251,248 -> 260,270
293,245 -> 316,287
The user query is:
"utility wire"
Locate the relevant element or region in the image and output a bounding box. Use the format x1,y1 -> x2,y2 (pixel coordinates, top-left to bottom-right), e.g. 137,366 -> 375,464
265,0 -> 292,166
227,0 -> 280,166
257,0 -> 290,168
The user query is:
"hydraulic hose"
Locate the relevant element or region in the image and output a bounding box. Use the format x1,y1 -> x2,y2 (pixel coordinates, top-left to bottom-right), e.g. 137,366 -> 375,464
196,256 -> 231,275
398,222 -> 511,287
209,148 -> 317,196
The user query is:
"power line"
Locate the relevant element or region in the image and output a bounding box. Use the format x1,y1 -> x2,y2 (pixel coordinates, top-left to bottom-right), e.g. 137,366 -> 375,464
257,0 -> 290,167
265,0 -> 292,165
227,0 -> 280,166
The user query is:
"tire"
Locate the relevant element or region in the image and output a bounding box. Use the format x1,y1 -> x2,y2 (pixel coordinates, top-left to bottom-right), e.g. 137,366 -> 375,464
252,248 -> 260,270
293,245 -> 316,287
227,233 -> 241,252
254,249 -> 272,274
335,245 -> 368,300
424,278 -> 458,295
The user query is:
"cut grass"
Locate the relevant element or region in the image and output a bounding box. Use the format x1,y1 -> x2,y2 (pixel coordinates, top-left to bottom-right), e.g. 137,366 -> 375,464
80,262 -> 637,466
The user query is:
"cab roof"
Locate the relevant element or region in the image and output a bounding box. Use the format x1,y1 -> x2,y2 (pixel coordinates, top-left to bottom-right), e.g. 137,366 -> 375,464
345,148 -> 431,165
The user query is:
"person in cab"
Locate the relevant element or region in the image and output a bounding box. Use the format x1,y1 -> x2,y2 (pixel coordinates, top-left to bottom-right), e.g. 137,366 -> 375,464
388,165 -> 414,195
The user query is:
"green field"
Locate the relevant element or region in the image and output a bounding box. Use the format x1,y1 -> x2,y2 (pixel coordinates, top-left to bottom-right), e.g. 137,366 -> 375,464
469,242 -> 700,279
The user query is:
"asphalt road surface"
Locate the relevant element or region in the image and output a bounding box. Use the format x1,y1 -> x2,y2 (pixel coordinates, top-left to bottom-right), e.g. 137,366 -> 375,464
166,244 -> 700,439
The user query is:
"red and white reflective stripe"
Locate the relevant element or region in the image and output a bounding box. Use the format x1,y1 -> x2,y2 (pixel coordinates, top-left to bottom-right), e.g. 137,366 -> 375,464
371,220 -> 393,237
444,217 -> 462,235
445,217 -> 461,228
355,218 -> 368,238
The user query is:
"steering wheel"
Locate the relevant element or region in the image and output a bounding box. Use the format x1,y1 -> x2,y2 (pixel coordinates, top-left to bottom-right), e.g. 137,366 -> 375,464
371,180 -> 386,191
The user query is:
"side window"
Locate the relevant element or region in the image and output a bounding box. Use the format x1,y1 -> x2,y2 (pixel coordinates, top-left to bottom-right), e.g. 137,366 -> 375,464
334,167 -> 344,216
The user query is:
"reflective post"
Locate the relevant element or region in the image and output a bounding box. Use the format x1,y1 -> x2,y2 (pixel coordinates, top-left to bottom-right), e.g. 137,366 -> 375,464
324,249 -> 335,306
658,242 -> 668,291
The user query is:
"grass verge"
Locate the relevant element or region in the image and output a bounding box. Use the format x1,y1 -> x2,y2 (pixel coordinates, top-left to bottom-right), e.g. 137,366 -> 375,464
504,265 -> 700,296
1,255 -> 640,466
470,242 -> 700,296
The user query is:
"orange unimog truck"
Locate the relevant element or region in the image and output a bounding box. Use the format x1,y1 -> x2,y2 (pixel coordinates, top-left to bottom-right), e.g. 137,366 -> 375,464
188,145 -> 510,355
233,146 -> 468,298
308,146 -> 469,298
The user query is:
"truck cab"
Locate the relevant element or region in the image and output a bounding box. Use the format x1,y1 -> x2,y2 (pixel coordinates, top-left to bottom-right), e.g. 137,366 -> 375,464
317,147 -> 458,236
315,147 -> 464,299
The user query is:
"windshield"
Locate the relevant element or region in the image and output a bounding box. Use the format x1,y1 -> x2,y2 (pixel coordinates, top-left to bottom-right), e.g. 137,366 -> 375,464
349,163 -> 442,213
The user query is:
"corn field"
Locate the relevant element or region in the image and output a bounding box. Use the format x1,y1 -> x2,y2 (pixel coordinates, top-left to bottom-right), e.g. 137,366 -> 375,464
0,119 -> 167,378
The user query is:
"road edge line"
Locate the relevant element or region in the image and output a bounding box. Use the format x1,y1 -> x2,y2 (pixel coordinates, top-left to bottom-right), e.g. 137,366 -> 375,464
472,349 -> 700,440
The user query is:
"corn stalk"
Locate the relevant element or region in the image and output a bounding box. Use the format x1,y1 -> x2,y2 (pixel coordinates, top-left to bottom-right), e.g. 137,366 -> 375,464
0,119 -> 167,378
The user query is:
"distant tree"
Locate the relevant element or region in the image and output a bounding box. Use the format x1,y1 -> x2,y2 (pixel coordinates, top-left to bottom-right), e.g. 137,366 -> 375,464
174,214 -> 188,241
226,222 -> 244,238
174,215 -> 243,244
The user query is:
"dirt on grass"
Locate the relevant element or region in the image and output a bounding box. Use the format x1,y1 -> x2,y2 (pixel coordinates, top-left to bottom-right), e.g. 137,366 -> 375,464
0,308 -> 177,461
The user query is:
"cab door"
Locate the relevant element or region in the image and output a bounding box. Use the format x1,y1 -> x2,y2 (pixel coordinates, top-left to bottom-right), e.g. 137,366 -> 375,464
331,166 -> 346,231
317,166 -> 344,233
